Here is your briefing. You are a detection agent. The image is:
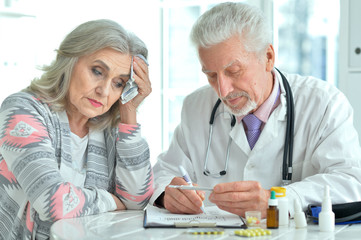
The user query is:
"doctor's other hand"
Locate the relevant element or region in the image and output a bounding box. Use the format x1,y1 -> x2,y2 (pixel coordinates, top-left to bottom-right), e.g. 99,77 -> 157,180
209,181 -> 270,218
163,177 -> 205,214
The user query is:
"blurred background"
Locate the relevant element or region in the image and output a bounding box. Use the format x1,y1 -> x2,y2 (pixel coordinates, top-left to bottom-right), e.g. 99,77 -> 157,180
1,0 -> 359,165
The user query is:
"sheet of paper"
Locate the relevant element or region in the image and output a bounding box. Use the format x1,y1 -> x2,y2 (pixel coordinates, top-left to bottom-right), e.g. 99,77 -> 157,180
144,204 -> 246,228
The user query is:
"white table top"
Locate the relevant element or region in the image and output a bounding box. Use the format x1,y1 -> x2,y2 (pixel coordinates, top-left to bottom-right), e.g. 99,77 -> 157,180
50,209 -> 361,240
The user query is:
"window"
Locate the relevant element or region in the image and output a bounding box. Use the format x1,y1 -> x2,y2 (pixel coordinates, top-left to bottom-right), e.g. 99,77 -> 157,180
161,0 -> 245,150
273,0 -> 339,85
0,8 -> 36,103
161,2 -> 206,150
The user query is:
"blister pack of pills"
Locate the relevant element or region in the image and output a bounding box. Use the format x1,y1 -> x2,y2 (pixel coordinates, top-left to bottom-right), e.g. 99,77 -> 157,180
187,228 -> 224,235
234,228 -> 272,237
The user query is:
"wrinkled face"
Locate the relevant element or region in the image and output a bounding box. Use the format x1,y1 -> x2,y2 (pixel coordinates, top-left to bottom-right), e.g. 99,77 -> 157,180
67,47 -> 131,121
198,35 -> 274,116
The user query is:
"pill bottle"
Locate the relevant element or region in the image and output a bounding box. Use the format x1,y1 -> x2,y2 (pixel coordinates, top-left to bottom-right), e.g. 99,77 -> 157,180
271,186 -> 288,226
267,190 -> 279,229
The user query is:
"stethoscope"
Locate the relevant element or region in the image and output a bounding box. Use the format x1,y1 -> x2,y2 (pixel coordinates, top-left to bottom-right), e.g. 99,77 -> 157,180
203,68 -> 294,186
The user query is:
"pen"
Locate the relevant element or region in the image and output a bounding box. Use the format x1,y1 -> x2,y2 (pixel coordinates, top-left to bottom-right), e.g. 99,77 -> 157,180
178,165 -> 206,213
168,185 -> 213,191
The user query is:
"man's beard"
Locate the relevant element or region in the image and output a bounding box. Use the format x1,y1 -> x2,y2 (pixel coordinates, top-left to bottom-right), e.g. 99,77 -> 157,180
221,91 -> 257,117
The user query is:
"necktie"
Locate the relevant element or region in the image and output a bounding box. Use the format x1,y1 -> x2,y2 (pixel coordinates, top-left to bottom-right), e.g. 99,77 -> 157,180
243,114 -> 262,149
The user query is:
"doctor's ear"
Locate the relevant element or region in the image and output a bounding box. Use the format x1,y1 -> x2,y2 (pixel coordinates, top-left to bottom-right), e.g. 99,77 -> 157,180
265,44 -> 275,72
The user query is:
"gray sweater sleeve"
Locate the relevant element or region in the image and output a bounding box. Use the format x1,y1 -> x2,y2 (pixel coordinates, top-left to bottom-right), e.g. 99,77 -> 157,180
114,123 -> 154,209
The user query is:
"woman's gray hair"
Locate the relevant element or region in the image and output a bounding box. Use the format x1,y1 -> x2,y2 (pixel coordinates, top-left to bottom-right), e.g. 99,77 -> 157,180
25,19 -> 148,130
190,2 -> 272,56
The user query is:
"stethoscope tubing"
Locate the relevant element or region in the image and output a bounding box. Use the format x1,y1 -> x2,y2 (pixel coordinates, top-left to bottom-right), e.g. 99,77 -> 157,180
204,68 -> 294,184
204,106 -> 235,177
276,68 -> 294,183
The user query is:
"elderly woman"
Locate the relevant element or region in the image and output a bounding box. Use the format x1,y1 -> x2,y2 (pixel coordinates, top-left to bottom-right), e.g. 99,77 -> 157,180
0,19 -> 153,240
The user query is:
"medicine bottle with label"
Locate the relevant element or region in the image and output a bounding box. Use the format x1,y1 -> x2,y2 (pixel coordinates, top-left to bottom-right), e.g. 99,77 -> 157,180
267,190 -> 279,229
271,186 -> 289,226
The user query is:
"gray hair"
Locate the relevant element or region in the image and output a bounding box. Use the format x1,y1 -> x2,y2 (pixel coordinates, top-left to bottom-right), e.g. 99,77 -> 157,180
190,2 -> 272,55
25,19 -> 148,130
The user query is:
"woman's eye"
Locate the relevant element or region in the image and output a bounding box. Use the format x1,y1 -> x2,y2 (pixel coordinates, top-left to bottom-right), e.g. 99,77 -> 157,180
115,81 -> 124,88
92,67 -> 102,76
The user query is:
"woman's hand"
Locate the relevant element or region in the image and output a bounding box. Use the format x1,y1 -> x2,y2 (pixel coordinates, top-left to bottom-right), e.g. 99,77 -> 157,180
119,56 -> 151,124
111,193 -> 126,210
129,56 -> 152,109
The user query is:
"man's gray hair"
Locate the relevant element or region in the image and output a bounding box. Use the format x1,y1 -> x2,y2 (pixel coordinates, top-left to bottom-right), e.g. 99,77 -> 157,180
190,2 -> 272,55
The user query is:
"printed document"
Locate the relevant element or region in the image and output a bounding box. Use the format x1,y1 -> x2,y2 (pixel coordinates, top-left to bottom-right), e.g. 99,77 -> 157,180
143,204 -> 246,228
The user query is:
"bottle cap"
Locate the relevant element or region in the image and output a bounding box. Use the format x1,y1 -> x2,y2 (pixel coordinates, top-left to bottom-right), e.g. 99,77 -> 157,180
268,191 -> 278,206
294,199 -> 307,228
321,185 -> 331,211
270,186 -> 286,197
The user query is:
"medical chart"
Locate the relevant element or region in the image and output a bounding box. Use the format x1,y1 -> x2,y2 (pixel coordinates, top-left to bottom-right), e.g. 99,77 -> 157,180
143,204 -> 246,228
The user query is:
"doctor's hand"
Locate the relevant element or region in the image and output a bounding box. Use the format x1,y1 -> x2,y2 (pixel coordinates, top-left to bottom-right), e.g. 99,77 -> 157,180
209,181 -> 270,218
163,177 -> 205,214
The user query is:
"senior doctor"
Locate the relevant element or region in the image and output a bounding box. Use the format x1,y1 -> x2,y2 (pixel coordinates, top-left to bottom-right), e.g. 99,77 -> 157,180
150,2 -> 361,218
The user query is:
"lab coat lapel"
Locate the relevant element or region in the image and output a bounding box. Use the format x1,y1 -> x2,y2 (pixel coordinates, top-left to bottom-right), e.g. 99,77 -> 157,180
252,106 -> 285,152
230,110 -> 286,155
230,122 -> 251,155
229,80 -> 288,155
251,77 -> 288,153
214,102 -> 251,155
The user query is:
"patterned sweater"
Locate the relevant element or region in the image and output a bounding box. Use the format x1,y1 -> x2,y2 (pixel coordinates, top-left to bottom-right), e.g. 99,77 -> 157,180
0,92 -> 154,240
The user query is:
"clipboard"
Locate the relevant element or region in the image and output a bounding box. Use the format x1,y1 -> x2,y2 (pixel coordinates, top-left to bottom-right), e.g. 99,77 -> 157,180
143,204 -> 247,228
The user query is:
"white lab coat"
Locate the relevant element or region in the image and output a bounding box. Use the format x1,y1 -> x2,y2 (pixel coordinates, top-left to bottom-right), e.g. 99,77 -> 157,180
150,70 -> 361,216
